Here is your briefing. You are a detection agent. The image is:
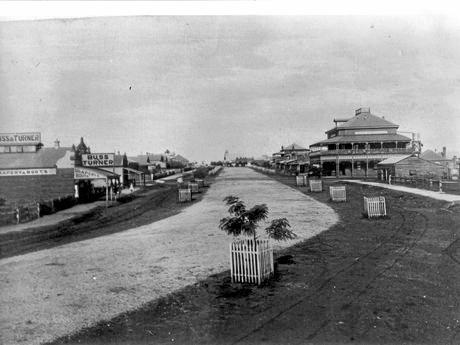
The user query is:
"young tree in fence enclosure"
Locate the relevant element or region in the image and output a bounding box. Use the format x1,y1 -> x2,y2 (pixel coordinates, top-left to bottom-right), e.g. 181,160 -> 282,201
219,195 -> 296,248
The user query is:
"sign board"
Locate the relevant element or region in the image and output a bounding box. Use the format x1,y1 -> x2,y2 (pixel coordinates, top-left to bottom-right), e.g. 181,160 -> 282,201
0,168 -> 56,176
0,132 -> 41,146
82,153 -> 114,167
74,167 -> 108,180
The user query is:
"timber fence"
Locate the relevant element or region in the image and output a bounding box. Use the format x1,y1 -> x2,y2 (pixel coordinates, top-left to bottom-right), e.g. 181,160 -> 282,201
177,189 -> 192,203
0,195 -> 76,226
329,186 -> 347,202
309,179 -> 323,192
195,179 -> 205,188
390,176 -> 460,195
230,238 -> 274,285
296,175 -> 308,187
188,182 -> 199,194
363,196 -> 387,218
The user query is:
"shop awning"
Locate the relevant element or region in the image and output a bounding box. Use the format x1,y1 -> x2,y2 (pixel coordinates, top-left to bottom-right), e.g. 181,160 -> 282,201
74,167 -> 119,180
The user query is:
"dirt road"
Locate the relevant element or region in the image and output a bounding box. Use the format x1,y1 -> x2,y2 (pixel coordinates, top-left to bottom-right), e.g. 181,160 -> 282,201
50,172 -> 460,345
0,168 -> 338,345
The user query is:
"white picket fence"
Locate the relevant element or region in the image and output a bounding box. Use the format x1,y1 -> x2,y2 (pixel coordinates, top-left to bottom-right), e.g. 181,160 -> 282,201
363,196 -> 387,218
296,175 -> 307,187
309,179 -> 322,192
329,186 -> 346,202
195,179 -> 205,188
230,238 -> 274,285
188,182 -> 199,193
177,188 -> 192,203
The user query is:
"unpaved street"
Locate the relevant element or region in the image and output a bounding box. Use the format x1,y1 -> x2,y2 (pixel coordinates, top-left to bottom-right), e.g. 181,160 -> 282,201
0,168 -> 338,345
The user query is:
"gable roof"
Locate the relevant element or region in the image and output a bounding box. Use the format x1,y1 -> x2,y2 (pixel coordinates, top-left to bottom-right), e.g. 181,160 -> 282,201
0,147 -> 73,169
128,154 -> 165,165
171,154 -> 189,163
283,143 -> 307,151
420,150 -> 445,161
378,155 -> 444,167
327,112 -> 398,133
377,155 -> 413,165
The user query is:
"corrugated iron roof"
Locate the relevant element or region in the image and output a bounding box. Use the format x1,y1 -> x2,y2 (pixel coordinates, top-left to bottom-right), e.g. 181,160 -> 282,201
377,155 -> 413,165
0,147 -> 72,169
331,112 -> 399,132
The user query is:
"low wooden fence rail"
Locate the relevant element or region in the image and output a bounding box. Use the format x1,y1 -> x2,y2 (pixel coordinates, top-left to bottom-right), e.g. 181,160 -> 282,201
330,186 -> 346,202
230,238 -> 274,285
309,180 -> 322,192
177,189 -> 192,203
0,202 -> 40,225
364,196 -> 387,218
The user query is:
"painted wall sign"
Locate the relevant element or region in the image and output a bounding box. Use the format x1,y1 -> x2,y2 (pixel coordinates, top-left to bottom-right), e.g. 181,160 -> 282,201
74,167 -> 107,180
0,168 -> 56,176
0,132 -> 41,145
82,153 -> 114,167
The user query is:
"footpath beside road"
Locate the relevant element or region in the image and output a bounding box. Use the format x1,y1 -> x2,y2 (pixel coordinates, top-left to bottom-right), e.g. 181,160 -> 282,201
342,179 -> 460,202
0,168 -> 338,345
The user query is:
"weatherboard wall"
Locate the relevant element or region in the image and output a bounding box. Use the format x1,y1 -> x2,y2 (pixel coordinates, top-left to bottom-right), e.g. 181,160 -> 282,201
0,168 -> 75,202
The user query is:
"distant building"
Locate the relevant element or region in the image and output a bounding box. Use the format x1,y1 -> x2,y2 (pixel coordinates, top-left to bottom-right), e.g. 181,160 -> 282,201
128,151 -> 190,172
420,147 -> 458,179
309,108 -> 415,178
272,143 -> 310,173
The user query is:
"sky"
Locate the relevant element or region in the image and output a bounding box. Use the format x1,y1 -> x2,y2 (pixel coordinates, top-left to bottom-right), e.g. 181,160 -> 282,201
1,13 -> 460,161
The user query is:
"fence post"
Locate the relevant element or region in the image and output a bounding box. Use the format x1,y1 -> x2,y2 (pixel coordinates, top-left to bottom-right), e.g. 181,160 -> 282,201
15,207 -> 20,224
36,202 -> 40,218
229,243 -> 234,283
439,180 -> 443,193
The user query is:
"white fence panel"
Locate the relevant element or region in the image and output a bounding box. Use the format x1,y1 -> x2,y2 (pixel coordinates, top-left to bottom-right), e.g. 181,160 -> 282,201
188,182 -> 199,193
230,239 -> 273,285
195,179 -> 205,188
296,175 -> 306,187
309,180 -> 322,192
364,196 -> 386,218
330,186 -> 346,202
178,189 -> 192,203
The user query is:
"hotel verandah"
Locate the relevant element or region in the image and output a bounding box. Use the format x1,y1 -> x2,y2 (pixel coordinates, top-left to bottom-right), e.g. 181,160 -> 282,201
309,108 -> 417,178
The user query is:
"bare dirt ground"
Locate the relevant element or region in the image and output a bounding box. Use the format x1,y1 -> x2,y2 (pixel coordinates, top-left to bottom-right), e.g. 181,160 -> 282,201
47,171 -> 460,345
0,168 -> 337,345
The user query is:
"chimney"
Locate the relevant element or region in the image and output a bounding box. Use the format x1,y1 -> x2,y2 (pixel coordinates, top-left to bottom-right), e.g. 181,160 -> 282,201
355,107 -> 370,116
54,139 -> 60,149
442,147 -> 446,158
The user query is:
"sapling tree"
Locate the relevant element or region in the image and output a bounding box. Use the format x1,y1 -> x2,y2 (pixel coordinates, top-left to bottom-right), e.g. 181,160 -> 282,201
219,195 -> 296,248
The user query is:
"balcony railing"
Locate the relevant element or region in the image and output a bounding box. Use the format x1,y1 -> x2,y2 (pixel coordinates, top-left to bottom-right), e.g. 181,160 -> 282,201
309,148 -> 414,157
